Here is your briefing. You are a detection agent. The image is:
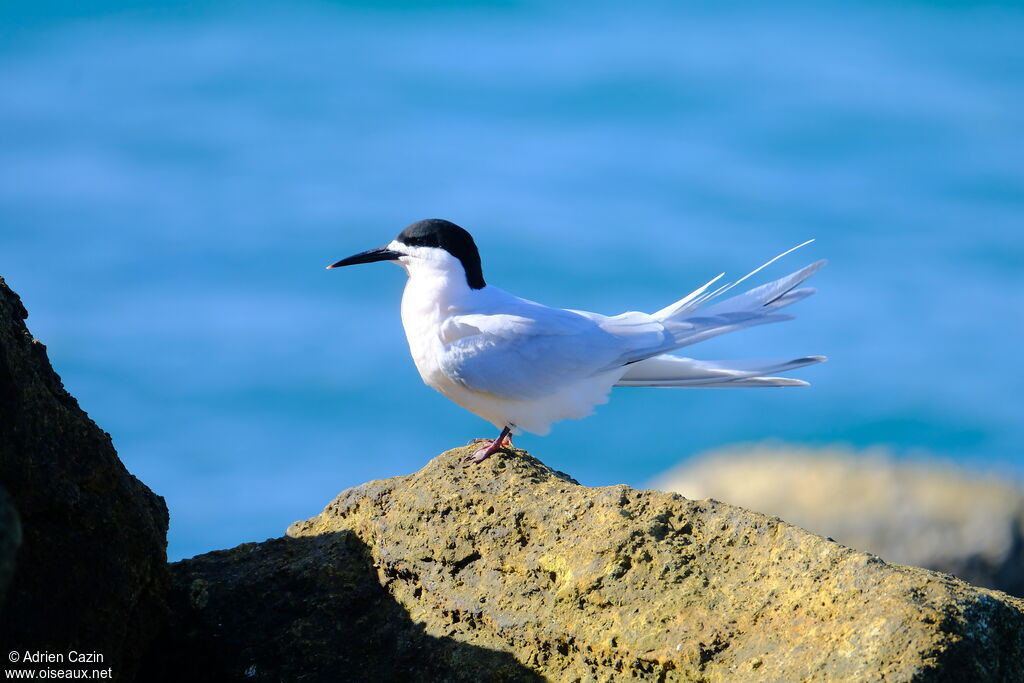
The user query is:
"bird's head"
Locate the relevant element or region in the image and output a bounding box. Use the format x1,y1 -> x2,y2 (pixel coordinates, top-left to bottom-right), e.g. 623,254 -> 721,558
327,218 -> 486,290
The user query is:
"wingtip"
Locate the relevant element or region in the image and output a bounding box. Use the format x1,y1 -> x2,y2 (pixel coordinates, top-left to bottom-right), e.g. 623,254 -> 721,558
800,259 -> 828,274
754,376 -> 811,387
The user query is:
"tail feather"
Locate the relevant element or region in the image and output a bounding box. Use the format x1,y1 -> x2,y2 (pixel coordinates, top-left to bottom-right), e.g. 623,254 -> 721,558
652,241 -> 818,320
697,260 -> 826,318
649,312 -> 796,356
651,258 -> 827,353
763,286 -> 816,310
703,376 -> 810,387
593,243 -> 826,374
651,272 -> 725,320
615,355 -> 825,388
697,239 -> 816,301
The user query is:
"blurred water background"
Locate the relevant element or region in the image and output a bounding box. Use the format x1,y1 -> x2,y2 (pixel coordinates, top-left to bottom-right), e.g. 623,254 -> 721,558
1,0 -> 1021,560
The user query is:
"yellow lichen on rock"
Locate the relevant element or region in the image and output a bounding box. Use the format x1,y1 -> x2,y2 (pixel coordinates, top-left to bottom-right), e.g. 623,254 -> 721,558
277,447 -> 1024,681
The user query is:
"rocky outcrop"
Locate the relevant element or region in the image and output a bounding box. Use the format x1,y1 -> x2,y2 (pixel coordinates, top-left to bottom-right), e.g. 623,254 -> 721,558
653,444 -> 1024,597
156,447 -> 1024,682
4,275 -> 1023,681
144,530 -> 545,682
0,277 -> 169,678
0,486 -> 19,608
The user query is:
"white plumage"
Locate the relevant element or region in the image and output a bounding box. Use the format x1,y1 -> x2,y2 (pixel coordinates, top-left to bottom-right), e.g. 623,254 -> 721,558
329,219 -> 825,462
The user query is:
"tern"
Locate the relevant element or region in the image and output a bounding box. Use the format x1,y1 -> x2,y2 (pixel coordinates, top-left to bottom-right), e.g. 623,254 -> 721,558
328,219 -> 825,463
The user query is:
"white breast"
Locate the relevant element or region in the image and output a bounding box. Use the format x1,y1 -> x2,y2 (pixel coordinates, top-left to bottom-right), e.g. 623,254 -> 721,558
396,248 -> 622,435
398,249 -> 481,402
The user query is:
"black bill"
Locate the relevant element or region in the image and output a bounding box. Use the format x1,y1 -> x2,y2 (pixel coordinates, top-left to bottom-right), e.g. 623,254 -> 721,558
326,247 -> 402,269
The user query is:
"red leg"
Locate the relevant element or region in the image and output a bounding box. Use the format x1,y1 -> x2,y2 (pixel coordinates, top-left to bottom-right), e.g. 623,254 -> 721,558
466,425 -> 513,464
467,434 -> 513,447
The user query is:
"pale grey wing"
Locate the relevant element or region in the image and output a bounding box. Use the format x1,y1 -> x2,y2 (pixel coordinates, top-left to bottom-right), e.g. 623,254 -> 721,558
438,307 -> 665,401
577,309 -> 676,369
616,354 -> 825,387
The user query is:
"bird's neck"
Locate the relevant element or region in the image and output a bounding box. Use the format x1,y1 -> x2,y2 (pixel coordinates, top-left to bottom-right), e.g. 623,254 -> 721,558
400,262 -> 478,324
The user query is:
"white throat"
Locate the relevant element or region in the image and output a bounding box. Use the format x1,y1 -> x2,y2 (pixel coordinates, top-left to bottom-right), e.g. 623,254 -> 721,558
394,243 -> 478,334
393,243 -> 484,397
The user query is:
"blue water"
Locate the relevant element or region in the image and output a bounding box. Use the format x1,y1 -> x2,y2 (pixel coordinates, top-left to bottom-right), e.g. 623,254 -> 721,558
2,1 -> 1022,560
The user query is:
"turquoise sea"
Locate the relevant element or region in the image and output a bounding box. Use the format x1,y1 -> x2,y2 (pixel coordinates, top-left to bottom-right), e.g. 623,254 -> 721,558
1,1 -> 1022,560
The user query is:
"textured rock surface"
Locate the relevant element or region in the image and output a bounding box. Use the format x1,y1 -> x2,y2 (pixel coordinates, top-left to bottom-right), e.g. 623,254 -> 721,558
0,486 -> 20,608
159,447 -> 1024,682
5,274 -> 1022,681
653,444 -> 1024,597
145,531 -> 544,682
0,277 -> 169,678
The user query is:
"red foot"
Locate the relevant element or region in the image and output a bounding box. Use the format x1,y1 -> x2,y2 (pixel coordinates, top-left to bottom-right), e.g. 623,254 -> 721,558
464,426 -> 513,464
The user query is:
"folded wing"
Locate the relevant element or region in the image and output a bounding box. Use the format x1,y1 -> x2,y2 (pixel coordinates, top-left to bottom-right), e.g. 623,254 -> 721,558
438,245 -> 826,399
437,299 -> 666,400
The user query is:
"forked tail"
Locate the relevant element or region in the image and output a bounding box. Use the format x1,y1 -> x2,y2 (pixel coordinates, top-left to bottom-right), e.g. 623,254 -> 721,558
614,242 -> 827,386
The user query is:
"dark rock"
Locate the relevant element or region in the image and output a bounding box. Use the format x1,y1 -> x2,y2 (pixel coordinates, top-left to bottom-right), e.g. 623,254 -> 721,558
0,277 -> 169,678
156,447 -> 1024,682
145,531 -> 543,682
0,486 -> 20,608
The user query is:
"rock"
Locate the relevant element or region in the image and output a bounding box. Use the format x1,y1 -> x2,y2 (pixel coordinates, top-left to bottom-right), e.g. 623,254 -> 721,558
144,531 -> 544,683
0,277 -> 169,678
0,486 -> 20,608
653,444 -> 1024,597
5,273 -> 1021,681
155,447 -> 1024,682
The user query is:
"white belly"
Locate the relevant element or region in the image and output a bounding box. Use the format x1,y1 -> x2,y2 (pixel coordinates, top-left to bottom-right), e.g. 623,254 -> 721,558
399,274 -> 623,435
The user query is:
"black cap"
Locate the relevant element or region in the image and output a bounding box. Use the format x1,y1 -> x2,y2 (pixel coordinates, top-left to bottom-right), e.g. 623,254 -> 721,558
397,219 -> 485,290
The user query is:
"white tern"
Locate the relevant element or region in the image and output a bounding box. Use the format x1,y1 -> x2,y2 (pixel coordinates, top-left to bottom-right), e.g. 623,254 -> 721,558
328,219 -> 825,463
